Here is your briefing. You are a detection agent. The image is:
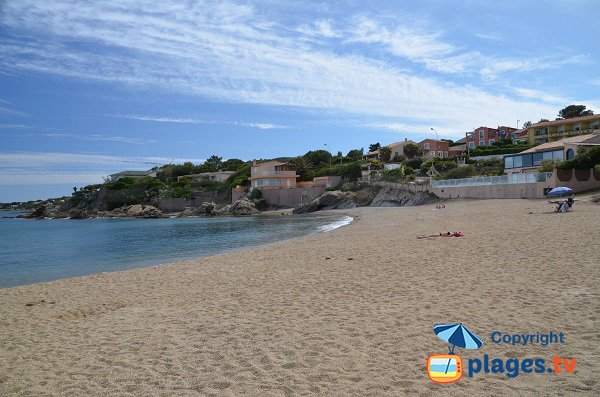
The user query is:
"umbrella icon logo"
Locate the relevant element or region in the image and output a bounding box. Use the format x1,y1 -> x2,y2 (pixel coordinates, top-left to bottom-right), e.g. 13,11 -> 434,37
427,323 -> 483,384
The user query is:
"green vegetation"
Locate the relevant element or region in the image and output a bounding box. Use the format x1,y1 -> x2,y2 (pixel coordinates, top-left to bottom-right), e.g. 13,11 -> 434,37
469,139 -> 532,156
557,104 -> 594,120
403,143 -> 422,159
557,146 -> 600,170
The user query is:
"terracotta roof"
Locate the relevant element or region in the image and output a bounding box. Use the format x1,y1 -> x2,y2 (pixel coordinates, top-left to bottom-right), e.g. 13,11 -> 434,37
530,114 -> 600,128
254,160 -> 288,166
520,133 -> 600,153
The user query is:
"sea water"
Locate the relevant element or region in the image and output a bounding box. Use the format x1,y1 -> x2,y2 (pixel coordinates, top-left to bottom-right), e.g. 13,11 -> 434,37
0,212 -> 352,288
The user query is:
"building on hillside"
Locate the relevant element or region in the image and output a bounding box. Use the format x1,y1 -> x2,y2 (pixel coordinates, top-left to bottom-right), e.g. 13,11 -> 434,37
249,160 -> 298,190
466,126 -> 518,149
181,171 -> 235,183
109,169 -> 157,182
504,132 -> 600,175
448,144 -> 466,158
363,139 -> 417,160
526,114 -> 600,145
418,139 -> 449,159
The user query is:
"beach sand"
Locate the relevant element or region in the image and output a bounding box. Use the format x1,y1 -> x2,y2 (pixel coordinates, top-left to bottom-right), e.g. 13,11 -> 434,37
1,198 -> 599,396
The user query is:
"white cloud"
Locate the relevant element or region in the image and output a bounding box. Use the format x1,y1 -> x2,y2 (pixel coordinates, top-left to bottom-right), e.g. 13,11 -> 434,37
0,172 -> 107,185
121,114 -> 287,129
0,1 -> 577,133
39,132 -> 153,144
513,88 -> 569,105
365,122 -> 457,138
297,20 -> 340,38
0,152 -> 205,172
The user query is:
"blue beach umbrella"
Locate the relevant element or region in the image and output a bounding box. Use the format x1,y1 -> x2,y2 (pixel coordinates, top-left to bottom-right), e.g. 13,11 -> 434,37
547,186 -> 573,197
433,323 -> 483,354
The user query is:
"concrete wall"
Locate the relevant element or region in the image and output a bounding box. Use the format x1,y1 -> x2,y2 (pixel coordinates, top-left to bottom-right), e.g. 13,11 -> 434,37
261,187 -> 326,208
432,182 -> 541,199
158,197 -> 187,212
546,168 -> 600,193
431,168 -> 600,199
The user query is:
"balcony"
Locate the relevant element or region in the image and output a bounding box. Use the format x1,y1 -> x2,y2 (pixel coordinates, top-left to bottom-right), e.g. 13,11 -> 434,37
250,170 -> 298,178
533,128 -> 595,140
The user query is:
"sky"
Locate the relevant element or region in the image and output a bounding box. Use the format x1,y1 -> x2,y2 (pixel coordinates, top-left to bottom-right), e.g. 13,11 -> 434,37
1,0 -> 599,202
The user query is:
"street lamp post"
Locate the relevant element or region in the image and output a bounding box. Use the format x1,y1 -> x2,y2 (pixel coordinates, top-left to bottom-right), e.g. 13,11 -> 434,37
517,119 -> 520,130
324,144 -> 332,165
430,127 -> 439,141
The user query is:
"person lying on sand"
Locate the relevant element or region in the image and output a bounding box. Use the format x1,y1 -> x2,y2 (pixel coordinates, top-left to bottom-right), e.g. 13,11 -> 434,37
417,231 -> 464,239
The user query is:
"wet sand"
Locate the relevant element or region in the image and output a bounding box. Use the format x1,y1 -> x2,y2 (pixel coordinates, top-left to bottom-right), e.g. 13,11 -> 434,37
1,198 -> 598,396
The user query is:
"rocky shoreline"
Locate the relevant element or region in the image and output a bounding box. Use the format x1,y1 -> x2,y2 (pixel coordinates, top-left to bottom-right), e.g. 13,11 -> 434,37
16,186 -> 438,220
19,197 -> 262,220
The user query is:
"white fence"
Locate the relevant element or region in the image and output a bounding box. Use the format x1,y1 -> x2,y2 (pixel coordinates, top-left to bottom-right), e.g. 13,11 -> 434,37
432,172 -> 552,188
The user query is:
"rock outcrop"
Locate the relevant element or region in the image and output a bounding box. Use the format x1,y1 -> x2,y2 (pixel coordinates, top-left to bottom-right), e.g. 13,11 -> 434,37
293,186 -> 437,214
228,197 -> 260,215
293,191 -> 357,214
369,187 -> 436,207
178,202 -> 218,217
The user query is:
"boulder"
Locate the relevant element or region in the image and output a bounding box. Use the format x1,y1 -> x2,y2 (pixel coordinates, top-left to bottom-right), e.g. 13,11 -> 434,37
293,191 -> 357,214
228,197 -> 260,216
69,209 -> 89,219
126,204 -> 144,217
140,205 -> 163,218
369,187 -> 435,207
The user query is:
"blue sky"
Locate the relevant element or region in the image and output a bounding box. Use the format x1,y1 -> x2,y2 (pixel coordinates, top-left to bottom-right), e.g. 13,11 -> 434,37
1,0 -> 599,201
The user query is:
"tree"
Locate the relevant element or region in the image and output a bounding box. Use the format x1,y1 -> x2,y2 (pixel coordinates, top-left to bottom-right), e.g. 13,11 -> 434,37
538,118 -> 549,123
303,150 -> 332,168
403,143 -> 422,159
346,148 -> 364,161
368,142 -> 381,153
379,146 -> 392,163
203,155 -> 223,172
522,121 -> 532,128
557,105 -> 594,119
441,139 -> 454,145
289,157 -> 313,180
221,158 -> 245,171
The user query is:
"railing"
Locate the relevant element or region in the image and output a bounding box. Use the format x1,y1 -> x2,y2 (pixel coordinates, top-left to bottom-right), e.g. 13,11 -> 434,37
534,128 -> 596,139
431,172 -> 552,188
250,170 -> 298,177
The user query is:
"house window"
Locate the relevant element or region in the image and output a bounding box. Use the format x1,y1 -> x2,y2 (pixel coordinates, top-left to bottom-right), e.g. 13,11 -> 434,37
488,139 -> 495,145
444,151 -> 448,158
468,141 -> 475,149
424,143 -> 430,150
479,140 -> 485,146
479,130 -> 485,138
429,151 -> 436,158
566,149 -> 575,160
438,151 -> 443,157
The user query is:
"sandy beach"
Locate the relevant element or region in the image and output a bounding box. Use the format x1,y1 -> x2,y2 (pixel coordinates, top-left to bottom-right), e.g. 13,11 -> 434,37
1,198 -> 598,396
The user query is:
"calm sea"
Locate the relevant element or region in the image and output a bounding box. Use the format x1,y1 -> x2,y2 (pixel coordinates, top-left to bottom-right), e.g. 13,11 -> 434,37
0,211 -> 351,288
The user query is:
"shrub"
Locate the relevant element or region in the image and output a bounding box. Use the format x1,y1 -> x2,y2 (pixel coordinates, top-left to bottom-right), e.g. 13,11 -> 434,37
420,158 -> 458,174
539,160 -> 560,172
404,166 -> 414,175
405,157 -> 423,169
250,188 -> 262,200
380,168 -> 404,182
442,165 -> 476,179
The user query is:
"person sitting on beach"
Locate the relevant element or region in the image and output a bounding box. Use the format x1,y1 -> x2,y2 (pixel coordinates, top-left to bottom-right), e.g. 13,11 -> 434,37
417,231 -> 464,239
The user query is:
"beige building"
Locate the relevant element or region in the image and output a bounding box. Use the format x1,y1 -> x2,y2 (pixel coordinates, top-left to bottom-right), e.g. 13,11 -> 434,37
250,160 -> 298,190
363,139 -> 417,160
182,171 -> 235,183
527,114 -> 600,145
504,132 -> 600,175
